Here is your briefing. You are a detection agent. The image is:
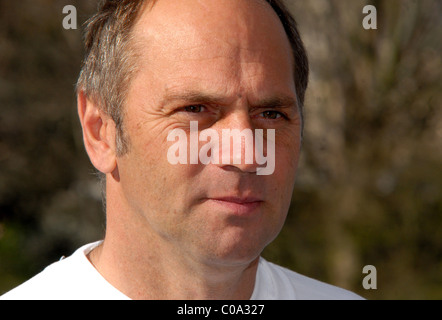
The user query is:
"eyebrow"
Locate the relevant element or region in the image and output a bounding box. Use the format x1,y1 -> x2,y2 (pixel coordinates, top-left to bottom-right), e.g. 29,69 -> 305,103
253,96 -> 298,110
161,89 -> 298,111
160,90 -> 227,107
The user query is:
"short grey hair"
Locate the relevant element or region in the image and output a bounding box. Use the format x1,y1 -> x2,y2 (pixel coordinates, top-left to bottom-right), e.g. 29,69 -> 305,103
76,0 -> 151,156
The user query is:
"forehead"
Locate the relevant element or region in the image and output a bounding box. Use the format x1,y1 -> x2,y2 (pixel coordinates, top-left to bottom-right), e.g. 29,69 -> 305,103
133,0 -> 291,59
129,0 -> 295,99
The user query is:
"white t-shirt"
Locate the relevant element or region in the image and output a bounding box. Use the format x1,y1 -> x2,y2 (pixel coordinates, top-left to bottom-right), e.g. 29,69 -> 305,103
1,241 -> 363,300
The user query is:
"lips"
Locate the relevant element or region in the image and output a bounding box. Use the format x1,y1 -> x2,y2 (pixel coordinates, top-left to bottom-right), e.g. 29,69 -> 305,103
210,196 -> 263,204
203,196 -> 264,217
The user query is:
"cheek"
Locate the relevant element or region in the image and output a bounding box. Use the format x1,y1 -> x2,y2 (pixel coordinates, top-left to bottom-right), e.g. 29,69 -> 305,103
271,136 -> 301,201
275,133 -> 301,174
118,124 -> 171,196
130,132 -> 202,205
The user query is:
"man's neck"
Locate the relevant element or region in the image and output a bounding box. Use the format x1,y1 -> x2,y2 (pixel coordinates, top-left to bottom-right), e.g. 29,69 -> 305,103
87,216 -> 259,300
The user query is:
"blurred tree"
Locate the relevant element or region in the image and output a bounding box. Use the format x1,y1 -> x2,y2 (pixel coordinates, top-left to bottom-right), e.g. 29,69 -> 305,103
0,0 -> 441,299
263,0 -> 442,299
0,0 -> 104,293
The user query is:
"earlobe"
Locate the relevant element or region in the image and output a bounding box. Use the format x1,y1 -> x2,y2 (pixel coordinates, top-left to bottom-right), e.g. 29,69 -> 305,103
77,91 -> 117,174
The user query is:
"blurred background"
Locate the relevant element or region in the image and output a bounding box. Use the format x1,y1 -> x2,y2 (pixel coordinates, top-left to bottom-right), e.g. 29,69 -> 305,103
0,0 -> 441,299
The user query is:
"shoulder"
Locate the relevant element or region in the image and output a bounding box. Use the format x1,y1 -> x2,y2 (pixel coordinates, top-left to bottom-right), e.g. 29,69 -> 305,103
1,241 -> 128,300
1,257 -> 73,300
254,258 -> 365,300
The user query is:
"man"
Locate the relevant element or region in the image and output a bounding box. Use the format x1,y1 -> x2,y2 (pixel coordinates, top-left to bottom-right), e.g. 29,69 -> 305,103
2,0 -> 363,300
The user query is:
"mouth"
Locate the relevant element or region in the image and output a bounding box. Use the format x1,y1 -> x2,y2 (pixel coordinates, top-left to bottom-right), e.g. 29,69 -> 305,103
203,196 -> 264,217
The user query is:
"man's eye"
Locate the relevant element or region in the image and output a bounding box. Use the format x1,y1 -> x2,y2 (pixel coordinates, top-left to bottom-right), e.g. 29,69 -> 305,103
261,110 -> 284,120
184,105 -> 205,113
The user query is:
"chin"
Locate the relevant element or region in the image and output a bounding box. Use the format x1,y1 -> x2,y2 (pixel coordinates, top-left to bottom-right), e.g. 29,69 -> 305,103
183,207 -> 285,268
200,231 -> 273,268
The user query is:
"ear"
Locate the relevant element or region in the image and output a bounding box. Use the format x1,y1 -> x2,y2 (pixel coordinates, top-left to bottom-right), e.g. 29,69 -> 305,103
77,91 -> 117,174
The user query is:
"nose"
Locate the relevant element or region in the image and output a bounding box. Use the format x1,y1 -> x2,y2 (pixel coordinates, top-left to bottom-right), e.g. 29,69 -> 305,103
213,111 -> 261,174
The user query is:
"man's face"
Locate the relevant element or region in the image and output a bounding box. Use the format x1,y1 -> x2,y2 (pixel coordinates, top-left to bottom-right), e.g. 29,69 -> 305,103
116,0 -> 302,266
